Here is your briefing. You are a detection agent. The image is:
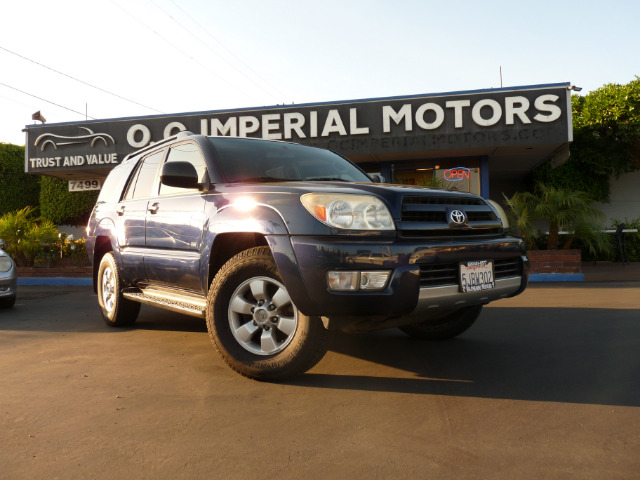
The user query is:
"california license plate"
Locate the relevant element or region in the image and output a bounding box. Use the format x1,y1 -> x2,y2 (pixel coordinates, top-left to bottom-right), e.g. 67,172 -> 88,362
459,260 -> 495,293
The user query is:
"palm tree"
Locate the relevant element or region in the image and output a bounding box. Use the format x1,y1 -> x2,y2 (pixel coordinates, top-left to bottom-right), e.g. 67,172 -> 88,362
504,183 -> 612,256
503,190 -> 539,249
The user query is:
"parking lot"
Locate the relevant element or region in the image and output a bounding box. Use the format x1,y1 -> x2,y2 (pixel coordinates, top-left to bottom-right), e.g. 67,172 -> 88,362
1,282 -> 639,479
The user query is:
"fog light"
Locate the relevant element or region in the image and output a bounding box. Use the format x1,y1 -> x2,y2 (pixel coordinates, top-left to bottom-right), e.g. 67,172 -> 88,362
360,271 -> 390,290
327,271 -> 391,291
327,271 -> 359,291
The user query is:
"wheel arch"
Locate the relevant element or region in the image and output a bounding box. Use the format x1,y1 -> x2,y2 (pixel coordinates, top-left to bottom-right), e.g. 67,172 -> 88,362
206,232 -> 316,316
92,235 -> 114,293
207,232 -> 269,287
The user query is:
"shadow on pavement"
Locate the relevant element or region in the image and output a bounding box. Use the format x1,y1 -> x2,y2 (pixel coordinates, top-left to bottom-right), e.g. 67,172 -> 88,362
291,306 -> 640,408
3,287 -> 638,407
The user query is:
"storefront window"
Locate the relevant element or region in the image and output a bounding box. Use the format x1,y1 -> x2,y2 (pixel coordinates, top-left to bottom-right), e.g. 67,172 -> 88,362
434,165 -> 481,195
387,159 -> 481,195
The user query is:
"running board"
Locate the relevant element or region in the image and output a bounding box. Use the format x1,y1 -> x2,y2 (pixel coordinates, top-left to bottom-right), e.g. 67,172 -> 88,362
123,287 -> 207,319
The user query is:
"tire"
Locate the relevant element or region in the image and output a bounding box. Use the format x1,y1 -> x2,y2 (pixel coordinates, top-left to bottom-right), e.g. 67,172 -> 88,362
97,252 -> 140,327
206,246 -> 327,381
0,295 -> 16,309
399,305 -> 483,340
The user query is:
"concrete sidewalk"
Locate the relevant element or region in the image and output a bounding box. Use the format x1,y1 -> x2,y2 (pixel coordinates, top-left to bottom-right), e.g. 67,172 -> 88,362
529,261 -> 640,283
581,261 -> 640,282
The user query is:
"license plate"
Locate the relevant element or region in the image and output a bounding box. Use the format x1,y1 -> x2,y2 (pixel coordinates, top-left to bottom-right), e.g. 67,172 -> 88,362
459,260 -> 495,293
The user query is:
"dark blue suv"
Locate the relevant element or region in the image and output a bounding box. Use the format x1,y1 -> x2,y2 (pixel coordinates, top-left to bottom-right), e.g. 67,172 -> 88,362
87,132 -> 528,380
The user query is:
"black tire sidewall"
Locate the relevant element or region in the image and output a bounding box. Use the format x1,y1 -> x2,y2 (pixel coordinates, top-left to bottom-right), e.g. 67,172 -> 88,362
97,252 -> 139,327
206,247 -> 326,381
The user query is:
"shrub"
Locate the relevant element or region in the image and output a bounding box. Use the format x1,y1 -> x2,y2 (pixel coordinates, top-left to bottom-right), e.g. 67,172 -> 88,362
0,143 -> 40,216
609,217 -> 640,262
0,206 -> 59,266
40,176 -> 99,226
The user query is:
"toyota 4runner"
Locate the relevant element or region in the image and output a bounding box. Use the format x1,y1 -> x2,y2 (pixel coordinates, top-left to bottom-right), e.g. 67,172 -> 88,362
86,132 -> 528,381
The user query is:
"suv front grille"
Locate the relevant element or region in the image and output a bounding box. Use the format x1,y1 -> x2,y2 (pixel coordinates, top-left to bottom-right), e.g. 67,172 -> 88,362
419,258 -> 523,288
402,211 -> 447,223
398,194 -> 503,238
403,196 -> 484,206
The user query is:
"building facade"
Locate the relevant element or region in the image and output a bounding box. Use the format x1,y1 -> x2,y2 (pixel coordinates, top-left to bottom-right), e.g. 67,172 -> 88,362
24,83 -> 574,203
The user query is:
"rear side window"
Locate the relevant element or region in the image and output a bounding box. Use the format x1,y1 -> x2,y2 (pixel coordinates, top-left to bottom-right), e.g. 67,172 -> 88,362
123,149 -> 165,200
96,161 -> 138,204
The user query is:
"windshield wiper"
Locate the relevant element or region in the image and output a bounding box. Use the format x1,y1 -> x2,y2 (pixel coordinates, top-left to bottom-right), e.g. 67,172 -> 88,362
233,176 -> 298,183
306,177 -> 349,182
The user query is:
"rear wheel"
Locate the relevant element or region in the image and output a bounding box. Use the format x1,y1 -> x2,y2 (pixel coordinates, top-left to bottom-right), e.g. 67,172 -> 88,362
206,247 -> 327,381
399,305 -> 483,340
97,252 -> 140,327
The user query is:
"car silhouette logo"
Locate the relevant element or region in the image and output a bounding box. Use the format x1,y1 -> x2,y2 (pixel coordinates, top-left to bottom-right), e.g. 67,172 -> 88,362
34,127 -> 115,151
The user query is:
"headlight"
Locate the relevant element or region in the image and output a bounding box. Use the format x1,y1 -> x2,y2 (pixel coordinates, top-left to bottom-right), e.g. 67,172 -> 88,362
486,199 -> 509,229
0,256 -> 13,273
301,193 -> 395,230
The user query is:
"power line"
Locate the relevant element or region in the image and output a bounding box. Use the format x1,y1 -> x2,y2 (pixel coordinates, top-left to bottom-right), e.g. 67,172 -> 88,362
0,81 -> 96,119
109,0 -> 264,105
156,0 -> 288,102
172,0 -> 288,100
0,45 -> 165,114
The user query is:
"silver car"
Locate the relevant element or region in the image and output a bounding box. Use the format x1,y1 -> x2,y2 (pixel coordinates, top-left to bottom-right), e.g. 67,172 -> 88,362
0,240 -> 17,309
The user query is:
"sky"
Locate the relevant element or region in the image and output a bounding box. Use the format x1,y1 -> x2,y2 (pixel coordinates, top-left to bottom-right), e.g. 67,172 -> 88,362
1,0 -> 639,146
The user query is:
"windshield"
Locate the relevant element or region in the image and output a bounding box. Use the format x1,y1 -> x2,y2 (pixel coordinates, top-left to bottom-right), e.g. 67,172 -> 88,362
209,137 -> 372,184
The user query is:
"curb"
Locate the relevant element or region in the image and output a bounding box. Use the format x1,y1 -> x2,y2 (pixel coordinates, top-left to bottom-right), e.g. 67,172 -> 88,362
18,277 -> 92,286
529,273 -> 584,282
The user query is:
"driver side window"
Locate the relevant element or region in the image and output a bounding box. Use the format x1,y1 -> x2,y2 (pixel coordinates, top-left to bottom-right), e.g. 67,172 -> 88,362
159,142 -> 207,196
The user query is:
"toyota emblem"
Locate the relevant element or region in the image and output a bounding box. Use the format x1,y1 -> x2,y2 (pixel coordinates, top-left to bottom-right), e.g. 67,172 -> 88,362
450,209 -> 466,225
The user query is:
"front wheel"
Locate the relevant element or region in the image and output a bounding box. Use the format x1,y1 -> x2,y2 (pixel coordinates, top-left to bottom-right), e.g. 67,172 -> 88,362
206,247 -> 327,381
399,305 -> 483,340
97,252 -> 140,327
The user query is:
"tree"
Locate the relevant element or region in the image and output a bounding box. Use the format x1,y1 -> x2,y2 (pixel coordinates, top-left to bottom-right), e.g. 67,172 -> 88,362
504,183 -> 612,257
0,143 -> 40,216
531,77 -> 640,201
1,144 -> 98,226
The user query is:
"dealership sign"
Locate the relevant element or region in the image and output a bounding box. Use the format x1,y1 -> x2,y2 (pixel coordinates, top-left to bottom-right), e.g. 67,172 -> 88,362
24,84 -> 572,176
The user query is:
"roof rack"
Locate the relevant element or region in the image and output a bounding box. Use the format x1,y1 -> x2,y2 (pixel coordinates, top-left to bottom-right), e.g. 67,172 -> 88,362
122,131 -> 196,161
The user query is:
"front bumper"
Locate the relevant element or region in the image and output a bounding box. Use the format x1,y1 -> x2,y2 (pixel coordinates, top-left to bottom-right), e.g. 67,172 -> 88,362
0,273 -> 17,299
278,235 -> 528,325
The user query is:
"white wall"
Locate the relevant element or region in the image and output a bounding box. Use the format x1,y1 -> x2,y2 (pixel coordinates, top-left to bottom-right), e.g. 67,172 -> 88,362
594,170 -> 640,226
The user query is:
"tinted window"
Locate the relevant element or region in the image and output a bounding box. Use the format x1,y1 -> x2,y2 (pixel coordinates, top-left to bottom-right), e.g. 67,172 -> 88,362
159,142 -> 207,196
96,160 -> 138,204
209,138 -> 371,183
124,149 -> 164,200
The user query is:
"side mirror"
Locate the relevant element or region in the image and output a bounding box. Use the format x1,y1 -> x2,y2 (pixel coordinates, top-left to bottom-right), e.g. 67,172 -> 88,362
368,173 -> 385,183
160,161 -> 204,190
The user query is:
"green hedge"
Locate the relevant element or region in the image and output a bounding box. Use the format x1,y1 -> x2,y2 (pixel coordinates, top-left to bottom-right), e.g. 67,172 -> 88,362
0,143 -> 40,216
39,176 -> 99,226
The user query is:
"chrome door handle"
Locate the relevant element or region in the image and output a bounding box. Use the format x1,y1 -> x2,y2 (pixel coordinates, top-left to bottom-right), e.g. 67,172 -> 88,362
148,202 -> 160,214
117,205 -> 125,216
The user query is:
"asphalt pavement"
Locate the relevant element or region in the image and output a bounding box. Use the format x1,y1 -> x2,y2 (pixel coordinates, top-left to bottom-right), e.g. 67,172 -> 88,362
1,281 -> 639,479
